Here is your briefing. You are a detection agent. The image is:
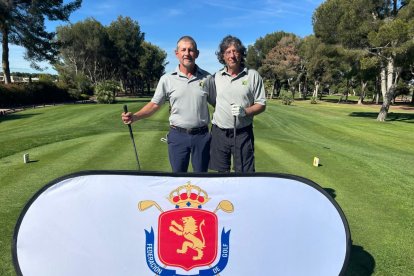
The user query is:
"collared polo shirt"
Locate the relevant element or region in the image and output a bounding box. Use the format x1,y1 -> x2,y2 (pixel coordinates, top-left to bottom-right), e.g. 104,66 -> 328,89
151,65 -> 215,129
212,67 -> 266,129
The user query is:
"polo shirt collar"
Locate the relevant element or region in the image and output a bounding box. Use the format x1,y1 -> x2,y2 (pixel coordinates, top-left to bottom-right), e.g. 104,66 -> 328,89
220,66 -> 248,77
172,65 -> 202,78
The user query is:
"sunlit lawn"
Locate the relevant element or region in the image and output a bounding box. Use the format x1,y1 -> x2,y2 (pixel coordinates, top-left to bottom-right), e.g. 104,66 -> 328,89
1,98 -> 413,275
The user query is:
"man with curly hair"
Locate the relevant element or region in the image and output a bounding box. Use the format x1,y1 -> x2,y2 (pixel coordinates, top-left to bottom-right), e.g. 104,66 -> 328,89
209,35 -> 266,173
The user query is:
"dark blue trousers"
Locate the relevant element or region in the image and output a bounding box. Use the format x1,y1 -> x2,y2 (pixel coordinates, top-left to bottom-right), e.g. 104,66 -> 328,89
209,124 -> 255,173
167,128 -> 211,173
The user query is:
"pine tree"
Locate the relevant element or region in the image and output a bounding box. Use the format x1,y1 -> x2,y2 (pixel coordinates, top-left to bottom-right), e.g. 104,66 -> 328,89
0,0 -> 81,84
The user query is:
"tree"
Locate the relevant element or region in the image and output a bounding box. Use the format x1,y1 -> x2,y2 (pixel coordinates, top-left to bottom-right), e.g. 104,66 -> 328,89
247,31 -> 297,98
392,0 -> 414,103
107,16 -> 145,94
299,36 -> 327,99
56,18 -> 115,85
55,17 -> 166,95
368,16 -> 413,120
313,0 -> 378,48
261,35 -> 301,98
359,56 -> 381,104
0,0 -> 81,84
313,0 -> 414,121
139,42 -> 167,94
299,36 -> 345,99
246,31 -> 294,70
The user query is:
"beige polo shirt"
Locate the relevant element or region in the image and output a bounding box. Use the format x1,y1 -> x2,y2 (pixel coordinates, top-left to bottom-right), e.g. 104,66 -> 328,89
151,65 -> 216,129
211,67 -> 266,129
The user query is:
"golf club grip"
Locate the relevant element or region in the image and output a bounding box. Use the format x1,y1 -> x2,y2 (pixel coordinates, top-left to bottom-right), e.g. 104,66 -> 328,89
123,105 -> 141,170
124,105 -> 133,129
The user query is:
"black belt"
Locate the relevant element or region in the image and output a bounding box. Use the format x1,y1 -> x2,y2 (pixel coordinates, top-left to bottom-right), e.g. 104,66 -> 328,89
214,124 -> 252,135
170,125 -> 208,135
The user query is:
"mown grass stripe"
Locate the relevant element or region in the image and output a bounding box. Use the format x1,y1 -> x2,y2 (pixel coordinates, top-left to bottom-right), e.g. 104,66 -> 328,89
1,98 -> 413,275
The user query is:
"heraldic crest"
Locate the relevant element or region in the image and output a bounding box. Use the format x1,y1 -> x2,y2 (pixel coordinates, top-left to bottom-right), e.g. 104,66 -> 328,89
139,182 -> 233,276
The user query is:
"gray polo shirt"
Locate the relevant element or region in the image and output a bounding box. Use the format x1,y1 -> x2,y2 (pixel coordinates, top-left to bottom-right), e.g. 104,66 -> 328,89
151,65 -> 215,128
211,67 -> 266,129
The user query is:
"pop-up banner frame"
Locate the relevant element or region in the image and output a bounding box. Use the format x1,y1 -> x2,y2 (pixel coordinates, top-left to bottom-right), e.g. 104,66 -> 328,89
13,171 -> 351,276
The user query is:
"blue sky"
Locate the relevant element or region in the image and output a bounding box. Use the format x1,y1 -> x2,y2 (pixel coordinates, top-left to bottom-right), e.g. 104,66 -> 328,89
5,0 -> 324,74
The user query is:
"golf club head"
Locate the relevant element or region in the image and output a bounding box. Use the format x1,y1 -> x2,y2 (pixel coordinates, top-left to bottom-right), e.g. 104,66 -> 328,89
138,200 -> 156,211
218,200 -> 234,213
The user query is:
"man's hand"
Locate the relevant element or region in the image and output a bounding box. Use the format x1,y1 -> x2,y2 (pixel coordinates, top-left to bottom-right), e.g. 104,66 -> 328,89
121,112 -> 134,124
231,104 -> 246,117
121,102 -> 160,124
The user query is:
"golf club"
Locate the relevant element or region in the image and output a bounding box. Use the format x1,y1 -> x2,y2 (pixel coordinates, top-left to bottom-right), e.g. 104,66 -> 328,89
123,105 -> 141,171
138,200 -> 164,212
233,115 -> 237,172
214,200 -> 234,213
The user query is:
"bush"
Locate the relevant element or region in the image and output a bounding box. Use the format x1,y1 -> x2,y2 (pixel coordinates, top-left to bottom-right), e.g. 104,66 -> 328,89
38,74 -> 56,84
94,80 -> 119,104
310,96 -> 318,104
68,88 -> 82,101
0,83 -> 72,108
74,74 -> 94,95
280,91 -> 294,105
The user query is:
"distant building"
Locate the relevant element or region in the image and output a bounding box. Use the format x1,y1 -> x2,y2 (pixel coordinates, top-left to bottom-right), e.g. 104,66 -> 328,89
0,75 -> 39,83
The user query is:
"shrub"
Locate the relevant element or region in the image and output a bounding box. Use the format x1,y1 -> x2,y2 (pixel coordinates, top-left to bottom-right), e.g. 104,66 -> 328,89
310,96 -> 318,104
38,74 -> 55,84
94,80 -> 119,104
68,88 -> 82,100
280,90 -> 294,105
74,74 -> 94,95
0,83 -> 71,107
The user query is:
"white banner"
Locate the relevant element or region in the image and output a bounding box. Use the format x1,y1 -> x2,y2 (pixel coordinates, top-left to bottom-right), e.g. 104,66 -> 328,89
13,171 -> 350,276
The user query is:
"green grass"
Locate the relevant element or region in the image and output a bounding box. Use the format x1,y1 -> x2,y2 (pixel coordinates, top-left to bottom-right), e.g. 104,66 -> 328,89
1,98 -> 414,275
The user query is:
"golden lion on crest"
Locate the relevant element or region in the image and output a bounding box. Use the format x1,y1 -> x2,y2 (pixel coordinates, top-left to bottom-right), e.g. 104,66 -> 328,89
169,216 -> 206,260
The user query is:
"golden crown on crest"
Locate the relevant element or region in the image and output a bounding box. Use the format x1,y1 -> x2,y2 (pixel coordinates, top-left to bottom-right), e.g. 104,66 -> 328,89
168,182 -> 210,208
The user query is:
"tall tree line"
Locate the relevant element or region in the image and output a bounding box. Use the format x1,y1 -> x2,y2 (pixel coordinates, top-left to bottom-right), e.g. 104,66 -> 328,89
0,0 -> 82,84
55,16 -> 167,95
312,0 -> 414,121
1,2 -> 166,95
246,0 -> 414,121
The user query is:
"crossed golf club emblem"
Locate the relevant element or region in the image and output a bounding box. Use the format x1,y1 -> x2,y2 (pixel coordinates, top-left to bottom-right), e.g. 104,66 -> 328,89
138,199 -> 234,214
138,183 -> 234,275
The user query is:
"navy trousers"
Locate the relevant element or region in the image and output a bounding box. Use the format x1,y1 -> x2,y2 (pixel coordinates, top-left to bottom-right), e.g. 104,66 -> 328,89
167,128 -> 211,173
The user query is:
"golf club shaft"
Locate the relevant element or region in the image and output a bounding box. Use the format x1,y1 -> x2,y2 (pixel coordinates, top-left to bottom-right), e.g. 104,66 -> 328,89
233,115 -> 237,172
124,105 -> 141,171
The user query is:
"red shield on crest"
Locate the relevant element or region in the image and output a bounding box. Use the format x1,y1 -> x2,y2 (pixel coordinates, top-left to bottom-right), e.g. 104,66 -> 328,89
158,209 -> 218,271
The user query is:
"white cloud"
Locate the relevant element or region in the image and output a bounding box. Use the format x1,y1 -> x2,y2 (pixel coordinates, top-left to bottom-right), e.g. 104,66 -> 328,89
77,1 -> 118,17
166,9 -> 184,17
199,0 -> 311,29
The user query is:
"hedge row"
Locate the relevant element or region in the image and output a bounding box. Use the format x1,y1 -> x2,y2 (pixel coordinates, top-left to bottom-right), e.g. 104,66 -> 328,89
0,82 -> 75,108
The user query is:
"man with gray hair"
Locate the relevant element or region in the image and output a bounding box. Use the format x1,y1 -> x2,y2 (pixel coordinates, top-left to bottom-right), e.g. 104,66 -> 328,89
209,35 -> 266,173
122,36 -> 215,172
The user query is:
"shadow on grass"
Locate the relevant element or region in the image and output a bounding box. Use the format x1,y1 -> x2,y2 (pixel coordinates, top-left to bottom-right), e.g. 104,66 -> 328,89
323,99 -> 359,104
324,188 -> 336,198
323,188 -> 376,275
0,173 -> 374,274
0,113 -> 40,123
349,112 -> 414,123
345,245 -> 376,276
